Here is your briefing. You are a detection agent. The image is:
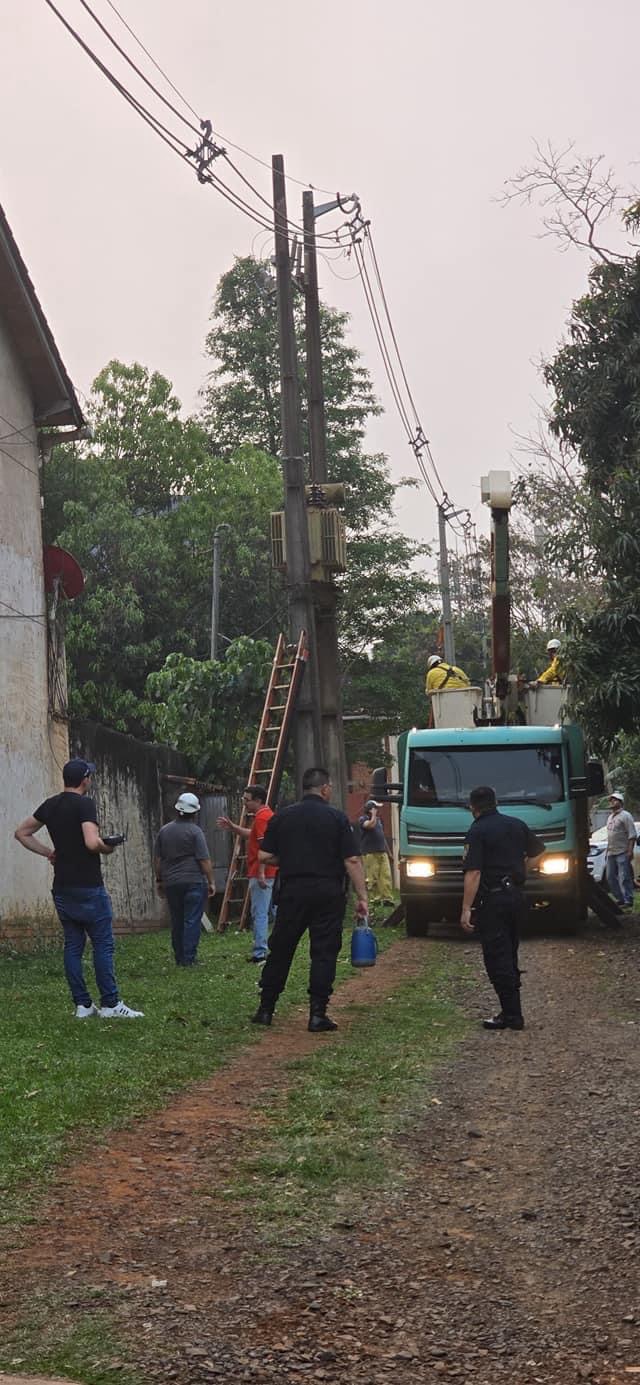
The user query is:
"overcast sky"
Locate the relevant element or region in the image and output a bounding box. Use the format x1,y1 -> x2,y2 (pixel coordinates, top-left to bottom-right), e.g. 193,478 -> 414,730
2,1 -> 638,550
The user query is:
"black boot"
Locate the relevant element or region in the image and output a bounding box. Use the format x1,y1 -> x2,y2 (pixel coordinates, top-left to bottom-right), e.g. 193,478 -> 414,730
251,1004 -> 274,1026
308,1000 -> 338,1033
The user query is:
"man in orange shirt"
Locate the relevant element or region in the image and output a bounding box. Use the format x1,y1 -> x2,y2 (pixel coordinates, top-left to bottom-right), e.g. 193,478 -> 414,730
217,785 -> 277,962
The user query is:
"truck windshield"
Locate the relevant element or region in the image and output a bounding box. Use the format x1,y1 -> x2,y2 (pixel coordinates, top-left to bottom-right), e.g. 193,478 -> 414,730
408,746 -> 564,808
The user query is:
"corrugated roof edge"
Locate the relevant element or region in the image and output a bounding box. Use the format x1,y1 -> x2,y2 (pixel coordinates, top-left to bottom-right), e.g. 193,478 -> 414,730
0,201 -> 85,431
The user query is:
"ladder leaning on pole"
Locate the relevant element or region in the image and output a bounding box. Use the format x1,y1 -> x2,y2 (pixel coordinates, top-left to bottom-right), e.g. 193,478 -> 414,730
217,630 -> 309,931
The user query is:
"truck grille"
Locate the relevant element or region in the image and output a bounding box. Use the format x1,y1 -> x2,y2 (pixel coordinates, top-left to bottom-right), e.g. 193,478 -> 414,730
407,830 -> 466,846
407,826 -> 567,847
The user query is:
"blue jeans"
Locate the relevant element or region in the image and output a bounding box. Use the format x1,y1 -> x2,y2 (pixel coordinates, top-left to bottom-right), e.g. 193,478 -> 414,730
165,882 -> 207,965
53,886 -> 119,1009
249,878 -> 274,959
606,851 -> 635,907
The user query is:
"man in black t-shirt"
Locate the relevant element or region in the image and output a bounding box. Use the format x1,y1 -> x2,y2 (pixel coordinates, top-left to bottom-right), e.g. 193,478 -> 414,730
14,758 -> 144,1020
253,766 -> 368,1033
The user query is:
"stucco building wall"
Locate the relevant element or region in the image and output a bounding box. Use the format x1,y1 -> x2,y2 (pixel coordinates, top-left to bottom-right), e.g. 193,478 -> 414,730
0,316 -> 64,928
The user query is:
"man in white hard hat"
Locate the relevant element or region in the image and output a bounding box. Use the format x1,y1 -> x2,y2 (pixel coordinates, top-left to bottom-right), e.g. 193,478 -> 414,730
425,654 -> 470,694
605,791 -> 636,911
537,639 -> 563,685
154,793 -> 216,965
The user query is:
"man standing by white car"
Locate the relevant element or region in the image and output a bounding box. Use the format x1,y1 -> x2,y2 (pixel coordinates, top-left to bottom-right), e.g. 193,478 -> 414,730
606,791 -> 636,911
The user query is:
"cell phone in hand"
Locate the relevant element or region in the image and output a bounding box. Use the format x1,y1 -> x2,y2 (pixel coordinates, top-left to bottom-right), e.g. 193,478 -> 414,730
103,833 -> 126,847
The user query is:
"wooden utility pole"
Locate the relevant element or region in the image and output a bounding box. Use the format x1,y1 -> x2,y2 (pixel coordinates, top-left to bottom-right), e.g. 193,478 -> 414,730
302,189 -> 348,810
272,156 -> 323,789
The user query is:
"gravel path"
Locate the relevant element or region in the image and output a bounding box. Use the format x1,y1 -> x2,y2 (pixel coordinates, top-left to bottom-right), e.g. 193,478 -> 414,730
1,921 -> 639,1385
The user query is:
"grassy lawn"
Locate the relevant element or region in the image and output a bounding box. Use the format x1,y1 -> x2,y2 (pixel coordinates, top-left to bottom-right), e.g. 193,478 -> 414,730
0,921 -> 399,1221
1,1308 -> 144,1385
234,941 -> 471,1235
0,931 -> 471,1385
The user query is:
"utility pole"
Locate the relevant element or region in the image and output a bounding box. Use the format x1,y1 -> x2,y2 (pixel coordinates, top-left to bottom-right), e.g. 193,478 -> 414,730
302,189 -> 348,809
272,155 -> 323,789
437,502 -> 456,665
210,523 -> 230,661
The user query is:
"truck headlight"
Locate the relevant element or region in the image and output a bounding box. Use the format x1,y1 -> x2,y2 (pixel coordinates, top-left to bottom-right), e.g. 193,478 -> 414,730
406,859 -> 436,879
540,855 -> 570,876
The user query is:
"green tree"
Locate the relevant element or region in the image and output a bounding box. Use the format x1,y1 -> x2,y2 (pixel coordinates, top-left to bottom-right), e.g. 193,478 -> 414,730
146,638 -> 274,781
44,362 -> 281,735
542,256 -> 640,748
201,255 -> 393,530
503,142 -> 640,750
202,255 -> 433,671
342,611 -> 439,764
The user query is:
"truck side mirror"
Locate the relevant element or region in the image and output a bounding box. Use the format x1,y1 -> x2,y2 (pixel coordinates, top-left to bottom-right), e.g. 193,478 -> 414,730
371,767 -> 403,803
586,760 -> 605,797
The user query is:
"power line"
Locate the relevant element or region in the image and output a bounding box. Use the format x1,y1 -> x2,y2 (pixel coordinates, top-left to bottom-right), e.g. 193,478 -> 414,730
0,440 -> 39,478
44,1 -> 346,247
0,597 -> 47,625
40,2 -> 476,563
76,0 -> 201,137
101,0 -> 334,195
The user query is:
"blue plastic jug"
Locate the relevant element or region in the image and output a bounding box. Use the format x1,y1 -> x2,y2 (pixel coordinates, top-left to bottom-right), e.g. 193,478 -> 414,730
350,917 -> 378,968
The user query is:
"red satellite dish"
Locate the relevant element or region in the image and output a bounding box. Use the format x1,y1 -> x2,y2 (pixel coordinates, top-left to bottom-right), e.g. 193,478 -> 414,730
43,545 -> 85,600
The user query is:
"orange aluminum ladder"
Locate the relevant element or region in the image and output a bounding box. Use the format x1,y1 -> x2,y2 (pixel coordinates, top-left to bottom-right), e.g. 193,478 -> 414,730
217,630 -> 309,930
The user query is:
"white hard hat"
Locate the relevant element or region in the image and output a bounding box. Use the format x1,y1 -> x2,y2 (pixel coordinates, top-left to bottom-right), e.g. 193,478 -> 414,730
428,655 -> 442,669
175,791 -> 201,814
610,790 -> 624,804
547,638 -> 561,652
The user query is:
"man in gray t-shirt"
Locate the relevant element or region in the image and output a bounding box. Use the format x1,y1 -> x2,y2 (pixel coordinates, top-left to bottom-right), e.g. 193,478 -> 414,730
606,791 -> 637,910
154,793 -> 215,965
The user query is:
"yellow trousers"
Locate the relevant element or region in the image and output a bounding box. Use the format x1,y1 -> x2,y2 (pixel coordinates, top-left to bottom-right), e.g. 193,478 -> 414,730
364,852 -> 394,903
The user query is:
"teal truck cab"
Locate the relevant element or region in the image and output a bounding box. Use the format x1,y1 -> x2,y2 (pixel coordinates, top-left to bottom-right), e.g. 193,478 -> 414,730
374,469 -> 607,934
387,719 -> 603,935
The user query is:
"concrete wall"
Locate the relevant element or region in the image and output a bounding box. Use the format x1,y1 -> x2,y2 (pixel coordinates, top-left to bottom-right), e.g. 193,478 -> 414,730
0,315 -> 64,933
70,721 -> 189,928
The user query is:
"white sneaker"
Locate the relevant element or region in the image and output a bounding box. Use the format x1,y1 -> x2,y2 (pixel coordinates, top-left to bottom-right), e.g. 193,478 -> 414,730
75,1002 -> 98,1019
98,1000 -> 145,1019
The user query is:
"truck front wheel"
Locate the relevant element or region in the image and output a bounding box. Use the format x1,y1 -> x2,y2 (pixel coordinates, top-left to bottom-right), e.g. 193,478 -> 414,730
404,898 -> 430,937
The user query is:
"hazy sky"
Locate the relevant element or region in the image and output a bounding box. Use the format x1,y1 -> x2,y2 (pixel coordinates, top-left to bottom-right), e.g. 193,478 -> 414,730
2,1 -> 638,550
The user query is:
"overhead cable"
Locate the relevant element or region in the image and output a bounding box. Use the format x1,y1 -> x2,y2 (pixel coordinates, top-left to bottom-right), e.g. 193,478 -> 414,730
46,0 -> 346,247
101,0 -> 334,194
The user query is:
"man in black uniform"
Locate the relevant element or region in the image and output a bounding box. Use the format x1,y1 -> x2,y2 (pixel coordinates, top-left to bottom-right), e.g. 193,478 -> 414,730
461,785 -> 545,1030
253,766 -> 368,1032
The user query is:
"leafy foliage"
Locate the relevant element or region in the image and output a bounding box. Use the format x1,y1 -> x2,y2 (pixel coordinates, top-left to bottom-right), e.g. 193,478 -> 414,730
541,257 -> 640,748
146,638 -> 274,781
45,261 -> 435,771
201,255 -> 392,530
44,363 -> 283,736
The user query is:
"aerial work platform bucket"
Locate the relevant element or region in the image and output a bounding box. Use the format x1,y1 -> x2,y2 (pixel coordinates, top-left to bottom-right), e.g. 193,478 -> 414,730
525,685 -> 568,727
431,687 -> 483,729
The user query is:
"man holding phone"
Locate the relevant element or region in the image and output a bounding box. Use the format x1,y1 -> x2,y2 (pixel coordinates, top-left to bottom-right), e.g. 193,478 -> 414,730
14,758 -> 144,1019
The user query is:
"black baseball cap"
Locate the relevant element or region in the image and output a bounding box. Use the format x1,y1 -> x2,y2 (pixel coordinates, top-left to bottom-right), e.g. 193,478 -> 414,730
63,758 -> 96,786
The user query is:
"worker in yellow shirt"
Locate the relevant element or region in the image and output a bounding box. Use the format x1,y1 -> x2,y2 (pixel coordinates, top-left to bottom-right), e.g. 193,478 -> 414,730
425,655 -> 471,694
537,638 -> 564,685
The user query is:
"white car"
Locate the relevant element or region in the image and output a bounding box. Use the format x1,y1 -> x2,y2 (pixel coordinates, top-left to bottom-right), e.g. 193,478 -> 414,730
587,823 -> 640,885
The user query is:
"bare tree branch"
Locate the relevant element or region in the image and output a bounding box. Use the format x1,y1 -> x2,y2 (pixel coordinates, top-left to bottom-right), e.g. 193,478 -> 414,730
500,139 -> 635,263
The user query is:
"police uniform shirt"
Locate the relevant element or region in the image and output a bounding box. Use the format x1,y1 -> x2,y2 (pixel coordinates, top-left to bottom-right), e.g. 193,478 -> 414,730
262,794 -> 359,893
463,809 -> 545,890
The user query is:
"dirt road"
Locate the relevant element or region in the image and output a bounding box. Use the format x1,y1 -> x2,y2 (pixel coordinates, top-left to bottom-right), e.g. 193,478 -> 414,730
1,921 -> 639,1384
